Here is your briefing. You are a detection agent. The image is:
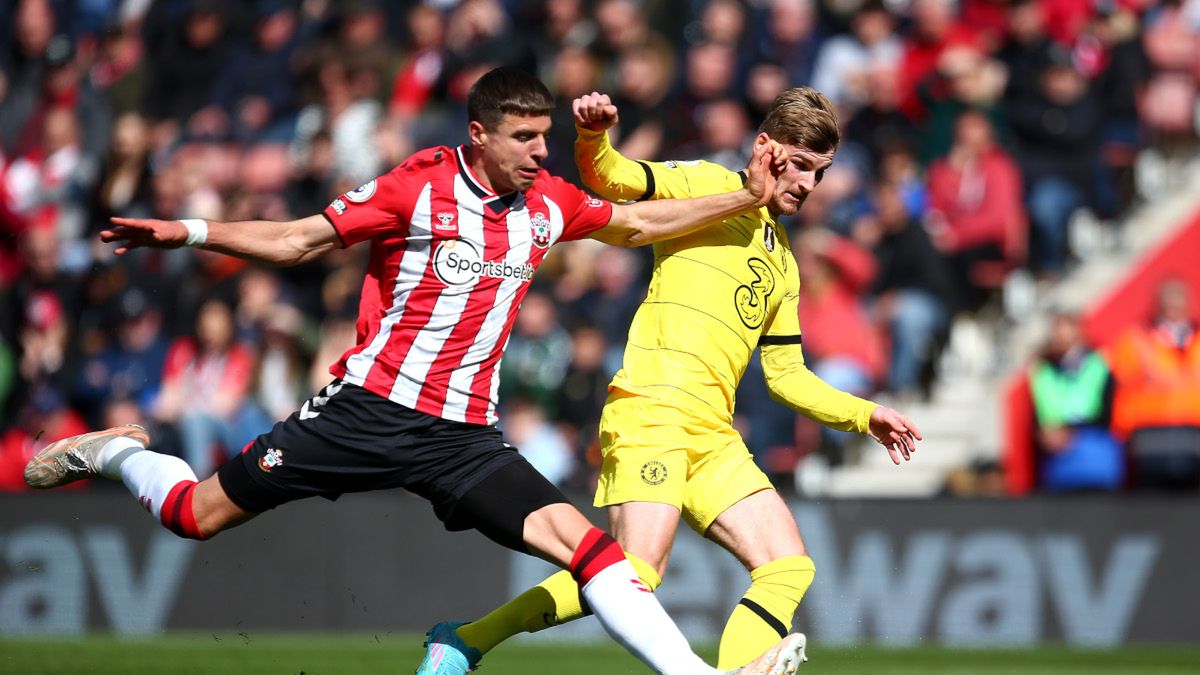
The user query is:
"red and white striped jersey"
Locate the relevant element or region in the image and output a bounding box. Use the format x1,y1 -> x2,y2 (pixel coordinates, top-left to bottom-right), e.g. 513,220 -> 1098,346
323,145 -> 613,426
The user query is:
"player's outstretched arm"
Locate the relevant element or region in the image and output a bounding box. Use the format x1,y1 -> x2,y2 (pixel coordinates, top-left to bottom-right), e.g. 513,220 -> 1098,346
101,214 -> 342,266
760,341 -> 920,463
588,139 -> 781,247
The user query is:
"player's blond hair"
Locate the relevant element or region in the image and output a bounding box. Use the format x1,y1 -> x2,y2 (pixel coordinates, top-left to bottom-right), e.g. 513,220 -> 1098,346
759,87 -> 840,153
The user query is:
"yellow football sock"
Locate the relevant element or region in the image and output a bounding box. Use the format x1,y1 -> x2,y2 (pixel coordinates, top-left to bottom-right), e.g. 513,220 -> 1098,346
456,553 -> 661,655
716,555 -> 815,669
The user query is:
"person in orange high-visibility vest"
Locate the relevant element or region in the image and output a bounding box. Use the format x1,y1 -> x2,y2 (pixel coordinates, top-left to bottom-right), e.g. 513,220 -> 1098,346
1107,279 -> 1200,490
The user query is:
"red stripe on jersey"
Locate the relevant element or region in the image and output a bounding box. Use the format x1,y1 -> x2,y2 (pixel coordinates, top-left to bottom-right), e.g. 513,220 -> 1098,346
334,241 -> 400,376
414,204 -> 509,415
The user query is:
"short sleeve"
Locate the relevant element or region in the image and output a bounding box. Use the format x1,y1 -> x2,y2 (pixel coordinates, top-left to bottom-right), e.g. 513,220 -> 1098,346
322,168 -> 418,247
541,174 -> 614,242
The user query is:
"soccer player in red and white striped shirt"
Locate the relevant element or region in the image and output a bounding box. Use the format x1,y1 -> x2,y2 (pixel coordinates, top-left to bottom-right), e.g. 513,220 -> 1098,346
24,68 -> 805,674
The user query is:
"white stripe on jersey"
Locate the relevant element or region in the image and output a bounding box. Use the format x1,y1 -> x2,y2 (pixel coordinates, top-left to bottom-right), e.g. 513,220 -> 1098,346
391,175 -> 484,410
440,200 -> 535,422
341,182 -> 434,388
543,195 -> 566,245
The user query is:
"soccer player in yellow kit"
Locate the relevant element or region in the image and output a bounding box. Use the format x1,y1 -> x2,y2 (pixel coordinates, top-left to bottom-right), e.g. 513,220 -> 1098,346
420,88 -> 922,673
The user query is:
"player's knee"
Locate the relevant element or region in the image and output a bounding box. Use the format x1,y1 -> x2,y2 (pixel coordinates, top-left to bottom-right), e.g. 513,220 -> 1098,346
626,552 -> 663,592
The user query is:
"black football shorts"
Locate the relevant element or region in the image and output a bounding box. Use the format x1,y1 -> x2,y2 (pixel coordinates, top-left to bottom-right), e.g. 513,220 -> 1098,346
217,380 -> 564,540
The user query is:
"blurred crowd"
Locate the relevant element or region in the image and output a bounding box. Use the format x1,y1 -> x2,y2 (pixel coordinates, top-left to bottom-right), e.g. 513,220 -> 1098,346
0,0 -> 1194,492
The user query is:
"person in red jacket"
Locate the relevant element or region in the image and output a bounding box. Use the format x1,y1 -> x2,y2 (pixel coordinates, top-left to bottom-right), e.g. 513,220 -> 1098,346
153,298 -> 261,478
926,108 -> 1025,312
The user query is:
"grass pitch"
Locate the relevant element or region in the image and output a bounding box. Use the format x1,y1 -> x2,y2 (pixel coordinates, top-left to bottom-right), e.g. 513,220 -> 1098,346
2,633 -> 1198,674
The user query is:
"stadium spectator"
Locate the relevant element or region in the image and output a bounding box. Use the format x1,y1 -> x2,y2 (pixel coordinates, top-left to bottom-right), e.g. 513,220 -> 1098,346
1087,3 -> 1150,218
859,181 -> 953,398
682,98 -> 754,170
0,0 -> 59,156
91,110 -> 154,218
751,0 -> 822,89
293,58 -> 384,189
502,397 -> 577,487
387,3 -> 447,133
926,108 -> 1026,312
251,303 -> 311,424
73,285 -> 170,426
153,297 -> 263,477
562,245 -> 645,374
1108,279 -> 1200,491
664,41 -> 739,154
85,17 -> 148,116
206,0 -> 309,144
897,0 -> 983,122
843,61 -> 919,166
810,0 -> 902,115
555,324 -> 611,472
795,229 -> 886,455
1029,311 -> 1123,492
142,0 -> 231,135
499,291 -> 573,417
546,46 -> 602,184
915,44 -> 1006,163
18,289 -> 70,395
298,0 -> 398,110
608,38 -> 675,161
1007,46 -> 1103,277
743,59 -> 789,129
998,0 -> 1055,106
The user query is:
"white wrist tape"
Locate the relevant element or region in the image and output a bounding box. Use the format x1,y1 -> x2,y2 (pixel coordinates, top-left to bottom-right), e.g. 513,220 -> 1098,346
180,219 -> 208,247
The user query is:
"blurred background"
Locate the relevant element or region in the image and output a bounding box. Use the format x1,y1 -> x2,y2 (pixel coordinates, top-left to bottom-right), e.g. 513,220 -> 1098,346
2,0 -> 1200,652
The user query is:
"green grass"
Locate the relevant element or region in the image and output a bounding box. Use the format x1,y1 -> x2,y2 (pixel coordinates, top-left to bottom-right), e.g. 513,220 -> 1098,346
2,634 -> 1198,674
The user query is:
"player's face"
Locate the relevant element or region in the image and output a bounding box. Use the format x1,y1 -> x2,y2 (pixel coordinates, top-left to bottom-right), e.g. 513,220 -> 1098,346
472,113 -> 552,194
765,137 -> 834,217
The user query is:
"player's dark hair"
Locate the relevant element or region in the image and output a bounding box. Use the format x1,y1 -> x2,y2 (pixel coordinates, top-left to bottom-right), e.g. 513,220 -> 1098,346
467,67 -> 555,129
760,87 -> 840,153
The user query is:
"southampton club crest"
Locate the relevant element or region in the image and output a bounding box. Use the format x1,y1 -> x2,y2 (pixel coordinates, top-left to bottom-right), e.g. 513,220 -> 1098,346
258,447 -> 284,473
530,212 -> 552,248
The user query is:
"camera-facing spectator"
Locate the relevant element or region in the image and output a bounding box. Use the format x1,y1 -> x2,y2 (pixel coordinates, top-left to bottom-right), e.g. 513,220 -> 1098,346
153,297 -> 263,477
1108,279 -> 1200,491
1029,312 -> 1123,492
926,108 -> 1026,312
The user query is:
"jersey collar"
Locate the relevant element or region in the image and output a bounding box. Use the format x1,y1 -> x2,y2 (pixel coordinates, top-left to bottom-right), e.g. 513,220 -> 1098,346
456,145 -> 520,214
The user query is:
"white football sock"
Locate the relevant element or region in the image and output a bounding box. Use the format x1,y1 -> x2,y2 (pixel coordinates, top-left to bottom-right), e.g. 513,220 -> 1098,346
118,451 -> 198,521
581,559 -> 718,675
95,436 -> 148,480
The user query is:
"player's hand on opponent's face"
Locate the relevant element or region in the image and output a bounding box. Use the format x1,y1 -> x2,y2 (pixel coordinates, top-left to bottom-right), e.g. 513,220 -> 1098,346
573,92 -> 620,132
868,406 -> 923,465
745,139 -> 785,207
101,217 -> 189,255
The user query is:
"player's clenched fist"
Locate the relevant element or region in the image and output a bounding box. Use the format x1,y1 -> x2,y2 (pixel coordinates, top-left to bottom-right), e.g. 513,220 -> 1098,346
573,92 -> 619,132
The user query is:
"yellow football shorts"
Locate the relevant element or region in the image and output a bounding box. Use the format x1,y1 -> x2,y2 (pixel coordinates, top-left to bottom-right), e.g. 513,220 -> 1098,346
594,389 -> 774,534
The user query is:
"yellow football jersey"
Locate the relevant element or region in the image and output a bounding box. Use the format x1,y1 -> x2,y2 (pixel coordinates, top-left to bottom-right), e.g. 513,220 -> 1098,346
578,130 -> 875,433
